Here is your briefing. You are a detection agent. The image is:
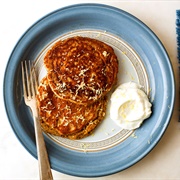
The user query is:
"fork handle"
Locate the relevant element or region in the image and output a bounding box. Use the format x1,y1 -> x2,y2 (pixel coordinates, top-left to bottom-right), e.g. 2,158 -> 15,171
33,114 -> 53,180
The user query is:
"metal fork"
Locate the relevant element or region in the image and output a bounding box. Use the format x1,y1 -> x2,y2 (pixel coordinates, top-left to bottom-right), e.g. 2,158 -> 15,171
21,60 -> 53,180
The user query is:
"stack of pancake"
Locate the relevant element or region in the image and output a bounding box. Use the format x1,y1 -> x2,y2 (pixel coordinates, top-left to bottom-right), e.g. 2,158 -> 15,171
36,36 -> 118,139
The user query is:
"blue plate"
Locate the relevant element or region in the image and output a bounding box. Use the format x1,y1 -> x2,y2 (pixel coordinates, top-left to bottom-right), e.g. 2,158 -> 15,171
3,4 -> 175,177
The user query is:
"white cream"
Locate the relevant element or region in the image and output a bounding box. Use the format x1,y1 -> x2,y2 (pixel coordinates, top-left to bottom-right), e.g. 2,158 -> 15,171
110,82 -> 152,130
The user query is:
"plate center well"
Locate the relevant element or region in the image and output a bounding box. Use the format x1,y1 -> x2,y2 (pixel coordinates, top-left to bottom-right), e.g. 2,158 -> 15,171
34,29 -> 149,152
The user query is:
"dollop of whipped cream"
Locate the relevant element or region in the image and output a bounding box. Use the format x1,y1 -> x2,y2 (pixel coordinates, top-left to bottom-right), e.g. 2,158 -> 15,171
110,82 -> 152,130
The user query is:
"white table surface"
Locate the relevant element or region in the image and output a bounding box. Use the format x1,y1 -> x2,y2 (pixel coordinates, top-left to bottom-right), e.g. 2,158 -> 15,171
0,0 -> 180,179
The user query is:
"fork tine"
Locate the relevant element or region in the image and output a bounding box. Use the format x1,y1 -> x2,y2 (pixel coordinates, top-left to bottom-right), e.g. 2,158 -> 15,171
26,60 -> 31,97
29,61 -> 34,97
29,61 -> 38,97
21,61 -> 28,98
32,62 -> 38,95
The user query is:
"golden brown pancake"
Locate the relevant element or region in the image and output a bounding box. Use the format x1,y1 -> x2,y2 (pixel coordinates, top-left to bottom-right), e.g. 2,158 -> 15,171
44,36 -> 118,105
36,77 -> 107,139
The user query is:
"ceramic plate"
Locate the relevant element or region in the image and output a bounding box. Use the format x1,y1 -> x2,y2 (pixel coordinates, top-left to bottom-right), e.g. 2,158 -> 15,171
4,4 -> 175,177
